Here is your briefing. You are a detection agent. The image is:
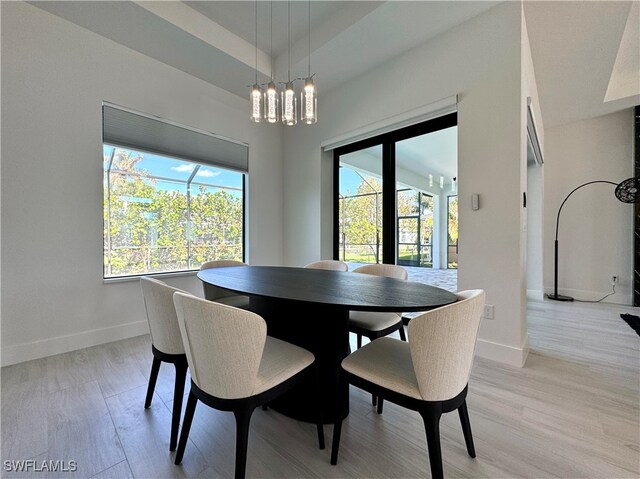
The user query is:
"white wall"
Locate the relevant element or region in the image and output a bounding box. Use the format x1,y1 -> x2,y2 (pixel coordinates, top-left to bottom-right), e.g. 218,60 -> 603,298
284,2 -> 530,366
1,2 -> 284,366
543,110 -> 634,304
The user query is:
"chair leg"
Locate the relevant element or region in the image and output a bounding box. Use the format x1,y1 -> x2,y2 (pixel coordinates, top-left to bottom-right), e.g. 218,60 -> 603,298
144,356 -> 161,409
313,366 -> 325,450
367,335 -> 377,408
420,409 -> 444,479
399,325 -> 407,341
377,398 -> 384,415
170,362 -> 188,451
174,391 -> 198,465
357,334 -> 362,349
330,420 -> 342,465
233,406 -> 255,479
458,400 -> 476,458
316,423 -> 326,451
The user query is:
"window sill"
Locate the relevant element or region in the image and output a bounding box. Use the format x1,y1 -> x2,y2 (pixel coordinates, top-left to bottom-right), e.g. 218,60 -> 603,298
103,270 -> 198,284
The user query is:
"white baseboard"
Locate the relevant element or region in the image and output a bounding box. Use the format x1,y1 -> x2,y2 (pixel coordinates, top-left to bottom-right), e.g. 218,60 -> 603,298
0,320 -> 149,367
527,289 -> 544,301
475,336 -> 529,368
544,287 -> 632,306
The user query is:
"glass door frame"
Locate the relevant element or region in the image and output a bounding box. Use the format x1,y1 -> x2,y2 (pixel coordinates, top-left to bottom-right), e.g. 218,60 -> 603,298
396,189 -> 434,268
333,112 -> 457,264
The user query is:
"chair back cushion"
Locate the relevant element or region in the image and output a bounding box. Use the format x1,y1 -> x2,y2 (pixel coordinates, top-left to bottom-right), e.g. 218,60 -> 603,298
200,260 -> 246,270
353,263 -> 408,280
200,260 -> 247,301
173,292 -> 266,399
140,277 -> 186,355
407,289 -> 485,401
304,260 -> 349,271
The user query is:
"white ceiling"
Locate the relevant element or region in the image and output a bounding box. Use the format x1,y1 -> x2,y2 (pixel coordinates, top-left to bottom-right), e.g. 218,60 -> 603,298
605,1 -> 640,103
184,1 -> 382,59
29,1 -> 639,129
524,0 -> 639,127
30,1 -> 498,95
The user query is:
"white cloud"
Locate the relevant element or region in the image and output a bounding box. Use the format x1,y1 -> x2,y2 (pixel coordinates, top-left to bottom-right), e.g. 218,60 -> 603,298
196,169 -> 220,178
171,164 -> 195,172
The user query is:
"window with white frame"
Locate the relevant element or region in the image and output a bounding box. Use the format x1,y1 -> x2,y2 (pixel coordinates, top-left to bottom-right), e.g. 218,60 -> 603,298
102,104 -> 247,278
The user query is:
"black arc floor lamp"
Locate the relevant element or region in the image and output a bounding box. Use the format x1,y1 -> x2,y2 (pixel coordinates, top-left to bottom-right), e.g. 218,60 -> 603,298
548,177 -> 640,301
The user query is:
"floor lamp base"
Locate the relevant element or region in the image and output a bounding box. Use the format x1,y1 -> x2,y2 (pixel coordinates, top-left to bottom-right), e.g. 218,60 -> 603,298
546,293 -> 574,302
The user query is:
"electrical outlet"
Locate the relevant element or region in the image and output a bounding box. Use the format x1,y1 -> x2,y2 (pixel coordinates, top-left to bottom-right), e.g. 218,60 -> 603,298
483,305 -> 494,320
612,275 -> 618,286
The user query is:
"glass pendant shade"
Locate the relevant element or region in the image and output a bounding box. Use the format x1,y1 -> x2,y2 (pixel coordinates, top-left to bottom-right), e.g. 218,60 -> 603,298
249,83 -> 263,123
281,82 -> 297,126
264,81 -> 279,123
301,77 -> 317,124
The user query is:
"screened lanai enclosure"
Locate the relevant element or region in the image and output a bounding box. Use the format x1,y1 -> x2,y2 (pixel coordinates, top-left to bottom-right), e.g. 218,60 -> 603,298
103,146 -> 244,278
337,121 -> 458,272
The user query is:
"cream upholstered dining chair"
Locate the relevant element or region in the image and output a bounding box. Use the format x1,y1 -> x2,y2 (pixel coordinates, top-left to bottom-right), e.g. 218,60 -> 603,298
349,264 -> 409,412
139,277 -> 189,452
200,260 -> 250,309
330,290 -> 485,479
349,264 -> 409,349
172,292 -> 325,479
304,259 -> 349,271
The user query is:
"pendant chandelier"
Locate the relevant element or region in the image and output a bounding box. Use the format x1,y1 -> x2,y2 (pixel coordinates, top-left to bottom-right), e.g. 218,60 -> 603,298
249,0 -> 317,125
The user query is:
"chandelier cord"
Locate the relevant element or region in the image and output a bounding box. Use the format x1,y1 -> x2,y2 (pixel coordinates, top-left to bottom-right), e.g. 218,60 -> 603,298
270,1 -> 274,81
254,0 -> 258,84
288,1 -> 291,82
307,0 -> 311,77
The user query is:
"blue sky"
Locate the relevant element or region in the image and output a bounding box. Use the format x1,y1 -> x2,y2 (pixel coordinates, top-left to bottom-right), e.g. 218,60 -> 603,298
339,167 -> 376,196
103,145 -> 243,194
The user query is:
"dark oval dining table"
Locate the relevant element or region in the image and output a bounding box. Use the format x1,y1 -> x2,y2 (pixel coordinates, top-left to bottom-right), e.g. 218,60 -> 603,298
197,265 -> 457,424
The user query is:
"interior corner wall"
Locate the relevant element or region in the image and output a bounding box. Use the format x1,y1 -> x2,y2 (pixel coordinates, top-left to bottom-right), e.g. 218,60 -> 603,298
526,165 -> 544,299
522,6 -> 545,317
284,2 -> 528,366
0,2 -> 284,366
524,18 -> 545,302
543,110 -> 634,304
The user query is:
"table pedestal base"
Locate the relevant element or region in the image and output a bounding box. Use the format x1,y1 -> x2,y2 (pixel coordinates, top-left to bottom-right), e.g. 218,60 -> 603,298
250,297 -> 350,424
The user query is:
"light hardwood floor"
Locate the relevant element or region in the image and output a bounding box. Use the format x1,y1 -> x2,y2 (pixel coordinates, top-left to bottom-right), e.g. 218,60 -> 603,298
1,299 -> 638,478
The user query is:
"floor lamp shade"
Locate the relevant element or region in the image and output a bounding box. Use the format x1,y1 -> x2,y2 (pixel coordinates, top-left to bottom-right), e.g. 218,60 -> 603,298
547,177 -> 640,302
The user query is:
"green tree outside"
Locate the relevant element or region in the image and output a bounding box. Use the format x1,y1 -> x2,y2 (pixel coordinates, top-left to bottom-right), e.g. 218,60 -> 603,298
339,176 -> 382,263
104,148 -> 243,277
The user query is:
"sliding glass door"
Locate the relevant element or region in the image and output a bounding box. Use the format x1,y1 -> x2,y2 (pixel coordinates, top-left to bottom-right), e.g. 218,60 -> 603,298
333,113 -> 457,269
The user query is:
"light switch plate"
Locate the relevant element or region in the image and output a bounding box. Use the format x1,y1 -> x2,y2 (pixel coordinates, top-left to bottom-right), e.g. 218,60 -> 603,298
472,193 -> 480,211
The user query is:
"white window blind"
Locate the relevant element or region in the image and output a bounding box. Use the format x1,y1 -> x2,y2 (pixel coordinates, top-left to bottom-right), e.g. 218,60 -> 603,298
321,95 -> 458,151
102,103 -> 249,172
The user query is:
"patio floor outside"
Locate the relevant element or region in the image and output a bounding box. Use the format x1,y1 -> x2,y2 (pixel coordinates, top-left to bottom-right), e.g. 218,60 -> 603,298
347,263 -> 457,292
